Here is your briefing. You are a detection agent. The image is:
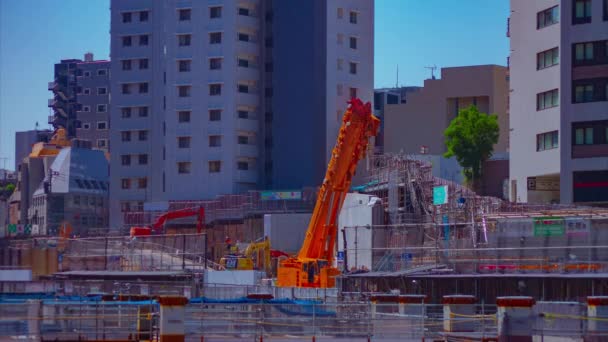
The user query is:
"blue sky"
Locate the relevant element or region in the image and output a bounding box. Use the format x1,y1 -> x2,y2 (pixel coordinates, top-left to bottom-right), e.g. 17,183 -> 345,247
0,0 -> 509,170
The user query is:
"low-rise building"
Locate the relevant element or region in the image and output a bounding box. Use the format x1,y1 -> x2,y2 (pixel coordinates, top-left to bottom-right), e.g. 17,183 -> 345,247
29,147 -> 109,236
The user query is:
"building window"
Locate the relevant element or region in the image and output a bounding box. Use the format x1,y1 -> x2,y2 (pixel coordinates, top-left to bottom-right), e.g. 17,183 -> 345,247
536,131 -> 559,151
122,12 -> 132,23
210,32 -> 222,44
178,85 -> 191,97
349,11 -> 358,24
83,88 -> 91,95
537,89 -> 559,110
178,60 -> 191,72
138,178 -> 147,189
122,60 -> 131,70
337,8 -> 343,19
138,154 -> 148,165
82,106 -> 91,113
209,109 -> 222,121
537,6 -> 559,29
238,32 -> 250,42
209,57 -> 222,70
139,10 -> 149,22
139,58 -> 149,69
238,58 -> 249,67
209,135 -> 221,147
238,7 -> 250,16
574,126 -> 595,145
209,161 -> 221,173
178,162 -> 191,174
349,62 -> 357,75
121,179 -> 131,189
574,0 -> 592,24
139,106 -> 148,117
349,36 -> 357,49
96,104 -> 107,113
604,0 -> 608,20
83,71 -> 91,77
179,8 -> 191,21
97,69 -> 107,76
575,84 -> 595,103
209,83 -> 222,96
238,110 -> 249,119
121,131 -> 131,142
97,139 -> 107,148
575,42 -> 594,62
237,161 -> 249,170
97,87 -> 108,95
121,155 -> 131,166
178,136 -> 191,148
138,130 -> 148,141
349,87 -> 358,99
537,47 -> 559,69
121,84 -> 130,94
122,36 -> 132,47
237,135 -> 249,144
139,83 -> 148,93
178,34 -> 191,46
139,35 -> 149,46
238,83 -> 249,93
210,6 -> 222,18
97,121 -> 107,130
82,123 -> 90,130
178,111 -> 191,123
121,107 -> 131,118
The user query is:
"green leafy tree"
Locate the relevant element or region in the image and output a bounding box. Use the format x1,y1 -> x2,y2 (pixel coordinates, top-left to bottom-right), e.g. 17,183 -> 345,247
4,183 -> 15,194
444,105 -> 499,189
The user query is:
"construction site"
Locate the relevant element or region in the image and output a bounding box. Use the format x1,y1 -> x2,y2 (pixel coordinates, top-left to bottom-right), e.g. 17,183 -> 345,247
2,100 -> 608,341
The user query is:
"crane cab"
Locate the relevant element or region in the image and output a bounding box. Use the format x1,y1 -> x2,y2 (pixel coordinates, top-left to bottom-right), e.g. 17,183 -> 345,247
277,258 -> 339,288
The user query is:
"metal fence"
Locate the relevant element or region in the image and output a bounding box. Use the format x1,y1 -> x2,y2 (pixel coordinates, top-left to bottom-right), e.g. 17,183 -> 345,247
2,300 -> 608,341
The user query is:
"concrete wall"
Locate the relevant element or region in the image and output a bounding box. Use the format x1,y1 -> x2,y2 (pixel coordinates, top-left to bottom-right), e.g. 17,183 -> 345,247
384,65 -> 509,156
263,213 -> 311,255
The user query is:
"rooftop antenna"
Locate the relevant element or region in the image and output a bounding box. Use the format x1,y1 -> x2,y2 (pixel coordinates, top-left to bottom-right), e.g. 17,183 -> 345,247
396,65 -> 399,88
425,65 -> 437,80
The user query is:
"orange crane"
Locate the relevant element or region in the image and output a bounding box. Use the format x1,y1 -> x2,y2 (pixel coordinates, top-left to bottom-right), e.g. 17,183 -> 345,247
130,207 -> 205,237
277,98 -> 380,288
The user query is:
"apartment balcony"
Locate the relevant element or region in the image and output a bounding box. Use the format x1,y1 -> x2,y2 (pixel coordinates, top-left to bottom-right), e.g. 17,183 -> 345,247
236,40 -> 259,56
236,169 -> 257,183
572,144 -> 608,159
48,98 -> 57,108
236,13 -> 259,30
236,92 -> 259,107
236,118 -> 259,132
48,82 -> 57,91
236,66 -> 260,80
237,144 -> 258,158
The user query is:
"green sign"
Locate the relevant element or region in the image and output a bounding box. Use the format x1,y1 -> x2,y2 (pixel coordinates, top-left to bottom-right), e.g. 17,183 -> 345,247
433,185 -> 448,205
533,217 -> 565,236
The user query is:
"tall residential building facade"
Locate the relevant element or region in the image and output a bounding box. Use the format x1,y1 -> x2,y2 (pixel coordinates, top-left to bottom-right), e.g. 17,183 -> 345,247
48,53 -> 111,152
509,0 -> 608,204
109,0 -> 374,229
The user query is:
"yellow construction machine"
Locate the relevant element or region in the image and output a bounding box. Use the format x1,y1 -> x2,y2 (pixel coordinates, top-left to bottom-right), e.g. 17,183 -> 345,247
219,236 -> 271,274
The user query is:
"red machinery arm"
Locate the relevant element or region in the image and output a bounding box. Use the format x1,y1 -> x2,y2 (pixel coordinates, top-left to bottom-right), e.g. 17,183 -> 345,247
151,207 -> 205,233
296,99 -> 379,265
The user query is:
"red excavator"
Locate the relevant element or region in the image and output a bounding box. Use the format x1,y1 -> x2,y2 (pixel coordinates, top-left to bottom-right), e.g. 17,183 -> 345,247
130,207 -> 205,237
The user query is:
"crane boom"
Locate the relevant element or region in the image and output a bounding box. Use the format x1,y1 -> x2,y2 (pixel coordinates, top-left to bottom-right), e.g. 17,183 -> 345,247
277,98 -> 379,288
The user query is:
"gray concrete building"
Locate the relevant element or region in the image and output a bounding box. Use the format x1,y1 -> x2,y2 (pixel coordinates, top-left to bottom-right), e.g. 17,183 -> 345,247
108,0 -> 374,229
509,0 -> 608,204
14,130 -> 53,171
48,53 -> 110,152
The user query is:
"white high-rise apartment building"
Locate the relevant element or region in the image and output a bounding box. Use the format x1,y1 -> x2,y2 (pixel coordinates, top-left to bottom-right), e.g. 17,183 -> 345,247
109,0 -> 374,229
509,0 -> 608,204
